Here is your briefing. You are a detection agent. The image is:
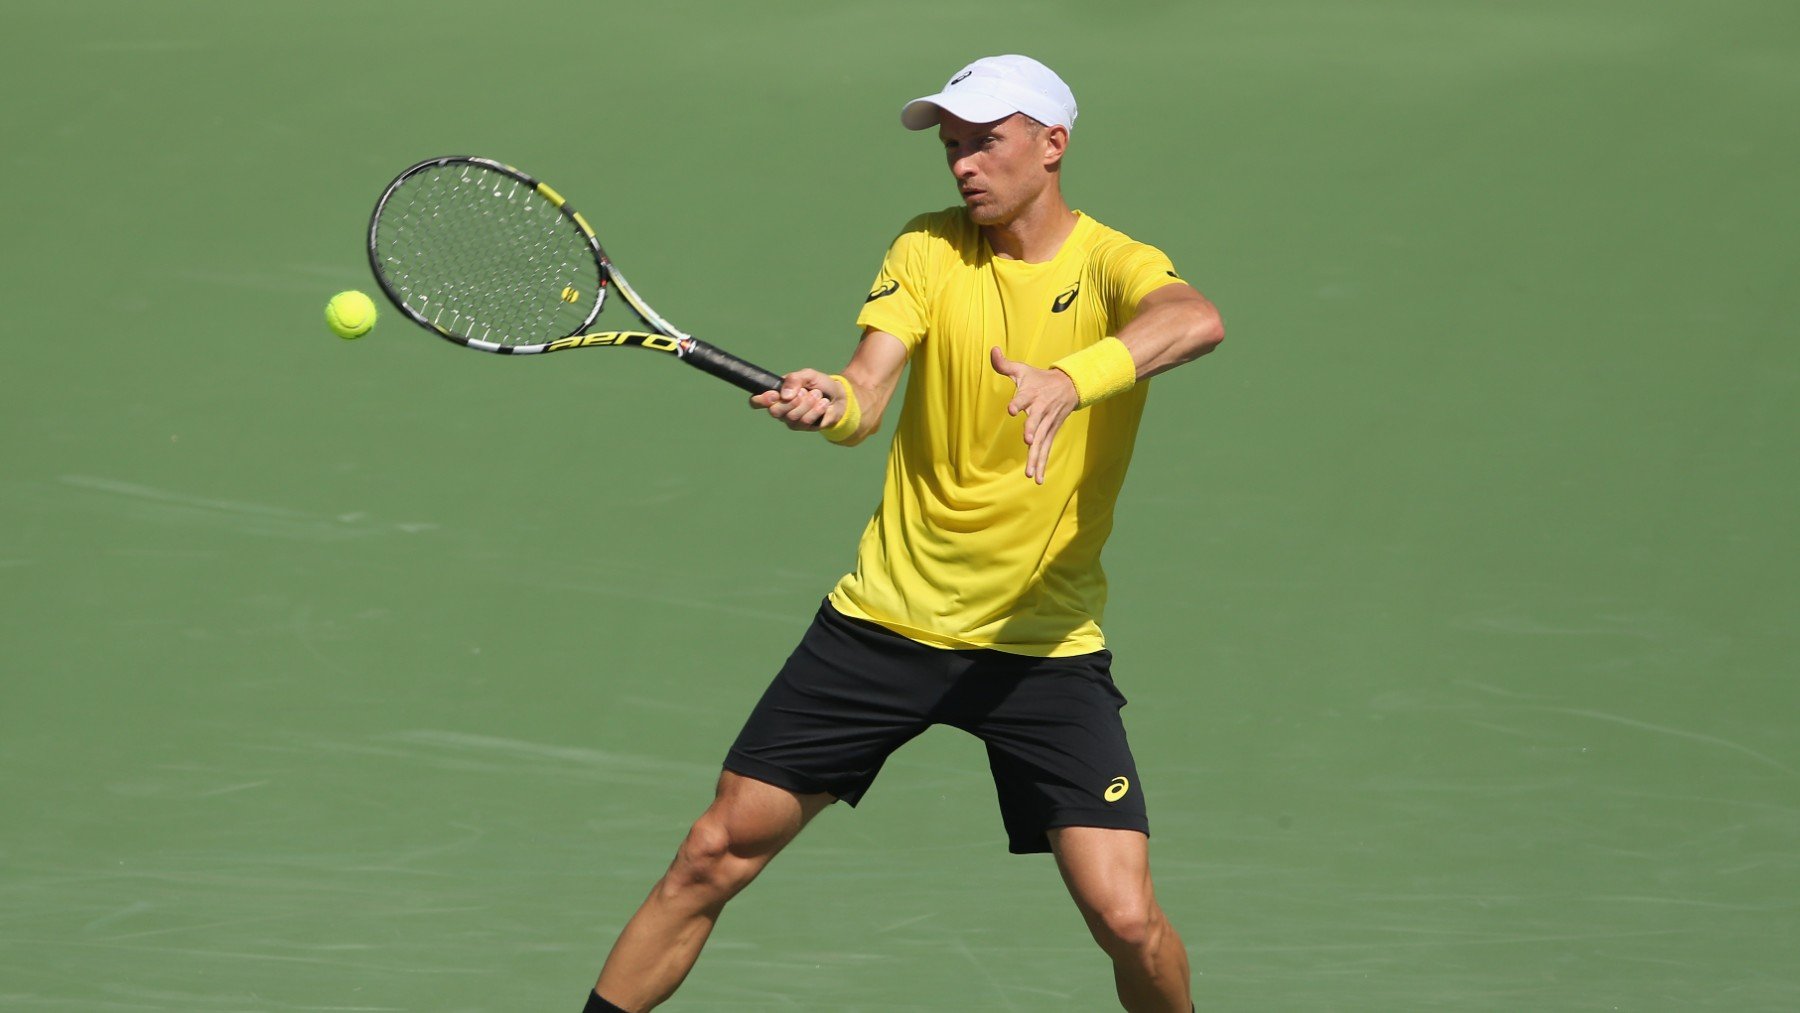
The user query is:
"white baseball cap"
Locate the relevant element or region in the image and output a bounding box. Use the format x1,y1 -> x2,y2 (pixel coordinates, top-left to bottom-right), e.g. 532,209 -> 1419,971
900,55 -> 1078,133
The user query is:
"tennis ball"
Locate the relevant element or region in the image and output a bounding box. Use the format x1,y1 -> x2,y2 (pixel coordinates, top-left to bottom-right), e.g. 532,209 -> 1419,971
325,290 -> 377,339
560,286 -> 580,303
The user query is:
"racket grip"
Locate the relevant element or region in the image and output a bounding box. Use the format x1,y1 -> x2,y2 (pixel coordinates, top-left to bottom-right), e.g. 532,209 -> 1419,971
683,338 -> 784,395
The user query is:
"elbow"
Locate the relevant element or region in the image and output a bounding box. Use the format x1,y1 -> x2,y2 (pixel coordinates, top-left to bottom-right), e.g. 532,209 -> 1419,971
1190,307 -> 1225,359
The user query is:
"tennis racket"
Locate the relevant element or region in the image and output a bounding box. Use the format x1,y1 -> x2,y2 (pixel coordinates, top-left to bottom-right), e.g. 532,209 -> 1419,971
366,155 -> 785,395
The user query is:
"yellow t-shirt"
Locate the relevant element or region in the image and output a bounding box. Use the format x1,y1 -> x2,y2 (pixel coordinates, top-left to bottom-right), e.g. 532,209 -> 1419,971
829,208 -> 1182,657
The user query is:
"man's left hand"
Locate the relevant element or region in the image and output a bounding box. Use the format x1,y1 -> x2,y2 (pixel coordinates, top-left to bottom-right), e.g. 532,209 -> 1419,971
990,346 -> 1078,485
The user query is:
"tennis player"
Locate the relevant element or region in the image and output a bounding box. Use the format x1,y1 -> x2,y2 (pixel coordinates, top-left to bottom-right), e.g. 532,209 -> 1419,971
585,54 -> 1223,1012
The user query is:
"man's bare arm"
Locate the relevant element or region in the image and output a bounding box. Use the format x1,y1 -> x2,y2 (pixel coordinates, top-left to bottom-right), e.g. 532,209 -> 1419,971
747,329 -> 911,446
1114,282 -> 1226,377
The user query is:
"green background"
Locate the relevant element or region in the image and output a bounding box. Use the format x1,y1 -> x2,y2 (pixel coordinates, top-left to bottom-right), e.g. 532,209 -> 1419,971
3,1 -> 1796,1009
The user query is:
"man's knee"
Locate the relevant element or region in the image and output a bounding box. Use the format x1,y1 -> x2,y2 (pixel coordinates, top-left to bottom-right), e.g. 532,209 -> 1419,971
1086,898 -> 1165,959
652,772 -> 826,911
662,815 -> 757,901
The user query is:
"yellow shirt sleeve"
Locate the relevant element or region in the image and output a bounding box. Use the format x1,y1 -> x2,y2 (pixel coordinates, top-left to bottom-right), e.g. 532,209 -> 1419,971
854,214 -> 937,352
1096,239 -> 1184,326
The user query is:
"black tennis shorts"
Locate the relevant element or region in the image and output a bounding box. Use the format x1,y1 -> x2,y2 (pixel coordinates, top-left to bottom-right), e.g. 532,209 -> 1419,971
725,601 -> 1148,854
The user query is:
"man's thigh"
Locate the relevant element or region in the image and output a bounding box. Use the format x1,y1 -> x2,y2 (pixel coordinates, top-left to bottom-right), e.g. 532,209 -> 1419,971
1048,824 -> 1153,906
695,770 -> 837,857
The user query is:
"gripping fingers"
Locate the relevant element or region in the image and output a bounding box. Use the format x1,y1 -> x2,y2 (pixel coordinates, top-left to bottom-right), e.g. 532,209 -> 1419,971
794,391 -> 831,429
770,389 -> 829,430
765,394 -> 799,423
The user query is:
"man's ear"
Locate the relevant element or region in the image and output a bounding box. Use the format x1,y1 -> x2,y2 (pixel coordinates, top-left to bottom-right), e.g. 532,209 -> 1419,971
1042,124 -> 1070,169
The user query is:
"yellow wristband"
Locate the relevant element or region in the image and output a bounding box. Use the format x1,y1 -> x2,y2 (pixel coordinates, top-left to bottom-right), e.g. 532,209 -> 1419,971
821,374 -> 862,444
1052,336 -> 1137,408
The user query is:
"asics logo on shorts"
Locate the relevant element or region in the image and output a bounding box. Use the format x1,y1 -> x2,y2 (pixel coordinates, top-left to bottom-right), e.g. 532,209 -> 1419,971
1104,776 -> 1130,802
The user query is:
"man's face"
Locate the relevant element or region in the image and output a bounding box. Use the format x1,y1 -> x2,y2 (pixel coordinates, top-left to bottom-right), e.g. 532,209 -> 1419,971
938,112 -> 1061,227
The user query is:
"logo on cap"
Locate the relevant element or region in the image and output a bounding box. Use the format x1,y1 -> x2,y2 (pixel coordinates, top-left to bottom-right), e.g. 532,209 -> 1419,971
950,70 -> 972,85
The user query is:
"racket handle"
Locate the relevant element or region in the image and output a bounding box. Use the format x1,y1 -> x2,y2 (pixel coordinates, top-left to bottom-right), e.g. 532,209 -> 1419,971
683,338 -> 784,395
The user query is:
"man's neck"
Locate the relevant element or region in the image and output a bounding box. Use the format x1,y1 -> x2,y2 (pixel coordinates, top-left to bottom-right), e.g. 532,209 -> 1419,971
983,192 -> 1078,263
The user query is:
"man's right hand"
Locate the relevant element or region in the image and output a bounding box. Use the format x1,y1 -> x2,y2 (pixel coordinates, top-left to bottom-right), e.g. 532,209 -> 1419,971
749,370 -> 844,432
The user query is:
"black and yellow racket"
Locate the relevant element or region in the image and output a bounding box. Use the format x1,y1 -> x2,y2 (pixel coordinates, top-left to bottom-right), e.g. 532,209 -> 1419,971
367,155 -> 784,394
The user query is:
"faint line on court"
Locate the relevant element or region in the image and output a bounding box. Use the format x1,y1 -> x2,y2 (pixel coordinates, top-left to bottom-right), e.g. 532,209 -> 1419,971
192,780 -> 270,797
1202,926 -> 1690,954
57,475 -> 437,541
517,576 -> 795,624
0,936 -> 483,975
874,912 -> 936,934
954,936 -> 1021,1012
1541,707 -> 1797,777
94,913 -> 299,945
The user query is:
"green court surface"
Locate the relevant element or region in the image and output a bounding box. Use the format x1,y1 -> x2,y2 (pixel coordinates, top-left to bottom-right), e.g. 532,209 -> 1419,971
3,1 -> 1797,1009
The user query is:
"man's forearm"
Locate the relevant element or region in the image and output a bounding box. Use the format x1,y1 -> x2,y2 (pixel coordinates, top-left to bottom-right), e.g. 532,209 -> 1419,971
1117,289 -> 1225,380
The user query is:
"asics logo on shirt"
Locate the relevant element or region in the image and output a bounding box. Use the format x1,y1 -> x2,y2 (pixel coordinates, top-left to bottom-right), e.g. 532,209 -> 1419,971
866,279 -> 900,302
1051,281 -> 1080,313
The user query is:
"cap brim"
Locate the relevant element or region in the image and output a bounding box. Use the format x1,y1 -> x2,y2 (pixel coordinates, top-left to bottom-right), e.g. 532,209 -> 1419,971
900,91 -> 1020,131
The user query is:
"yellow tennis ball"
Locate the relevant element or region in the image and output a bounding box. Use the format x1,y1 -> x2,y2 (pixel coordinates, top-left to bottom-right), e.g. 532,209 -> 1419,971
325,290 -> 377,339
561,286 -> 580,303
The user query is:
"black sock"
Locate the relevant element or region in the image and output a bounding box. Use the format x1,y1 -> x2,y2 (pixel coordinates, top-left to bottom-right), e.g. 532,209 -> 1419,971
582,990 -> 629,1013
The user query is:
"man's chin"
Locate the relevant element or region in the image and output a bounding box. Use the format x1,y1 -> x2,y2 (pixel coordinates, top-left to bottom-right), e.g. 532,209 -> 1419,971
966,203 -> 1009,226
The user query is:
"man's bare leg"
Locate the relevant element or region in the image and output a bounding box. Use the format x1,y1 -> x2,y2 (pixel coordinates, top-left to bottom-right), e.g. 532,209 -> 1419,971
590,771 -> 834,1011
1049,826 -> 1192,1012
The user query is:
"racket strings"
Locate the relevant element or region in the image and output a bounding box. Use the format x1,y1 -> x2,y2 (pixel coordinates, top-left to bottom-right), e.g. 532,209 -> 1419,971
373,165 -> 601,346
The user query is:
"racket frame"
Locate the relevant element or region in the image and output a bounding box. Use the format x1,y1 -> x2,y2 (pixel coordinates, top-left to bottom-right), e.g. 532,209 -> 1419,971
368,156 -> 787,395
